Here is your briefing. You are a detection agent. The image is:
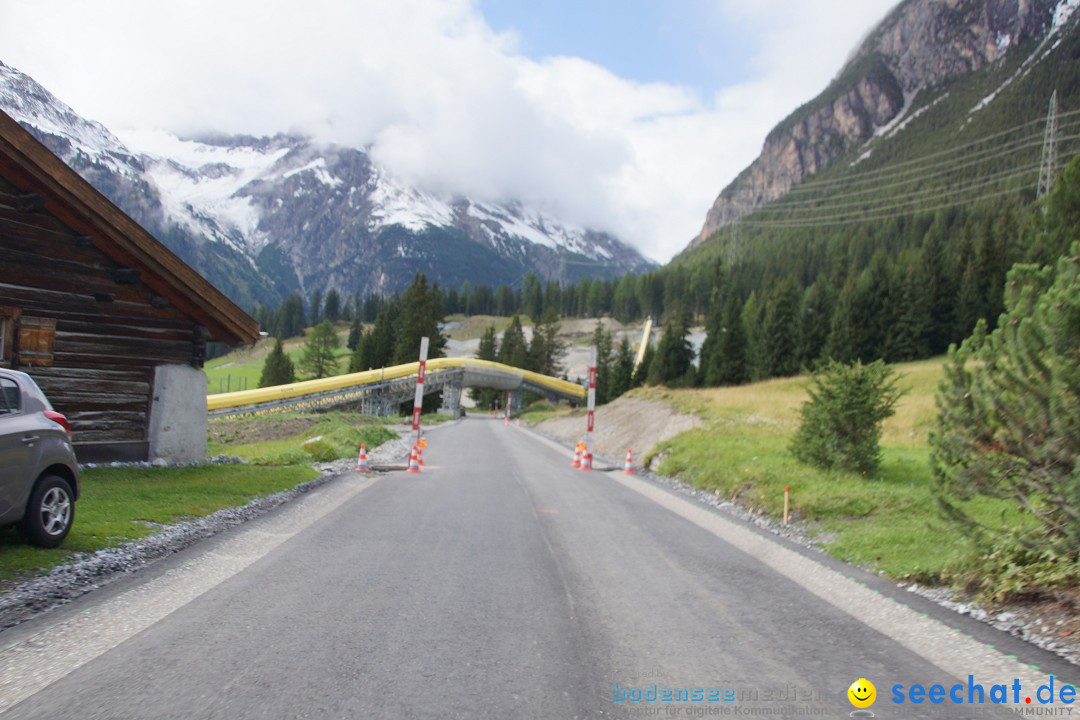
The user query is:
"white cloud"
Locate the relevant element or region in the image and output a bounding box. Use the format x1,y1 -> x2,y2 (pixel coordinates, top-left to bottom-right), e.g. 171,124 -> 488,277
0,0 -> 897,262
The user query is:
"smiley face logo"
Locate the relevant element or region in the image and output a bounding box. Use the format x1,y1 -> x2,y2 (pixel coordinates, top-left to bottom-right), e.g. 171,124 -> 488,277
848,678 -> 876,709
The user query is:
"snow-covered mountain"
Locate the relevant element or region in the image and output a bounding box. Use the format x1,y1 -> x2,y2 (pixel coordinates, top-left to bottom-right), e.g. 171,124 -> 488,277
0,60 -> 655,308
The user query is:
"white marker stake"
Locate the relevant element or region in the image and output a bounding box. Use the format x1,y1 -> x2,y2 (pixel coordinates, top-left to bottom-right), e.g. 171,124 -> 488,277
412,336 -> 429,446
586,347 -> 596,466
505,391 -> 512,426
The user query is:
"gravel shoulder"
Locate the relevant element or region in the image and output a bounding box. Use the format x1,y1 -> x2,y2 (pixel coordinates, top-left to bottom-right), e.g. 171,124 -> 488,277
534,398 -> 1080,669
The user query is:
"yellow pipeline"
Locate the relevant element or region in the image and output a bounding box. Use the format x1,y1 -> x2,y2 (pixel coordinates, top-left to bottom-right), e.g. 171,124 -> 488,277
206,357 -> 585,411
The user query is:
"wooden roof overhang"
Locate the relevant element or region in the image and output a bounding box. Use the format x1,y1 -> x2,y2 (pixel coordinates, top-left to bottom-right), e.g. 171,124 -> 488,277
0,109 -> 258,346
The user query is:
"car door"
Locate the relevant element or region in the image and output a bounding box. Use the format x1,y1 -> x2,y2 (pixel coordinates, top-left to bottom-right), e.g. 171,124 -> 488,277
0,375 -> 34,522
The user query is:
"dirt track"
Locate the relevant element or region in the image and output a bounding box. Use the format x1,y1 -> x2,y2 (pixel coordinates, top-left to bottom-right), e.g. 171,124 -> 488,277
535,395 -> 703,464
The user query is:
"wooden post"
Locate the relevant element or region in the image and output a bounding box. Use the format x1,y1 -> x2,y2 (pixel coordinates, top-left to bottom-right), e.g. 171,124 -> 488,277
783,485 -> 790,525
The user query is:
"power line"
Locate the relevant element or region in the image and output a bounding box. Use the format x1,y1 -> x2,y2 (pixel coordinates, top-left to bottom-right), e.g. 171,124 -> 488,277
1038,90 -> 1061,201
774,108 -> 1080,198
712,102 -> 1080,230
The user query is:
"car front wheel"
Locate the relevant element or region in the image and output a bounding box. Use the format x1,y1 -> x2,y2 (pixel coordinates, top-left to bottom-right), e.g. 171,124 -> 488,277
18,475 -> 75,548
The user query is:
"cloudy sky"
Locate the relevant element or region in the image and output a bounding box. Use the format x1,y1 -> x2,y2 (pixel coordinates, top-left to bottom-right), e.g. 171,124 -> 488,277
0,0 -> 896,262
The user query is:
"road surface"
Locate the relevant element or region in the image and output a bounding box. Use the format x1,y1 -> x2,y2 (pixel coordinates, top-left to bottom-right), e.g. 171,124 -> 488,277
0,417 -> 1075,718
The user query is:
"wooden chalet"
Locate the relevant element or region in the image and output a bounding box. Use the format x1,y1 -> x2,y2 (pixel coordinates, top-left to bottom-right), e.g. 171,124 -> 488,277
0,109 -> 258,463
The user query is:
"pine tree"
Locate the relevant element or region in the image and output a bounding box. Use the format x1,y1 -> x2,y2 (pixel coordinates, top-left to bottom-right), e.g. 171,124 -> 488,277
1044,157 -> 1080,262
797,279 -> 832,368
591,321 -> 614,403
346,326 -> 367,373
920,216 -> 956,354
953,261 -> 981,341
471,325 -> 501,409
273,295 -> 306,339
790,359 -> 903,475
698,287 -> 724,386
761,276 -> 801,377
498,315 -> 529,369
298,320 -> 340,379
647,304 -> 694,387
741,291 -> 766,382
529,308 -> 567,377
610,336 -> 635,401
346,312 -> 363,351
323,289 -> 341,324
359,303 -> 398,370
887,260 -> 932,361
393,273 -> 447,364
521,273 -> 543,321
259,338 -> 296,387
713,289 -> 748,386
931,245 -> 1080,585
823,272 -> 866,364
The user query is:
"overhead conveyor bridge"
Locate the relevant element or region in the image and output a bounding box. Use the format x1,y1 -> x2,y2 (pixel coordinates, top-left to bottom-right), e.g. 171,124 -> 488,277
206,358 -> 586,419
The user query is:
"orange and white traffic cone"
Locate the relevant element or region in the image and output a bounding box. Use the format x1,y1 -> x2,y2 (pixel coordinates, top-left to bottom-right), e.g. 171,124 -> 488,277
416,443 -> 425,467
356,444 -> 370,472
571,444 -> 581,468
407,446 -> 421,473
623,449 -> 636,475
579,451 -> 592,471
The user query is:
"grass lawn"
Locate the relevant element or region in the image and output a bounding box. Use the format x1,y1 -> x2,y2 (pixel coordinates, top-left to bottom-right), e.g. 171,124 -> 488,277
0,464 -> 318,587
206,325 -> 355,394
636,357 -> 1016,584
1,408 -> 411,587
208,411 -> 400,465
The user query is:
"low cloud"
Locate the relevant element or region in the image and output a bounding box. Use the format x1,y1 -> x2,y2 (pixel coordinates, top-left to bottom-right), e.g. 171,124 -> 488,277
0,0 -> 896,261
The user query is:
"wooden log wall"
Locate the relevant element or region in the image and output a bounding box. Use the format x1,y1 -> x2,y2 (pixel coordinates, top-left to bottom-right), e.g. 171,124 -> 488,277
0,176 -> 199,450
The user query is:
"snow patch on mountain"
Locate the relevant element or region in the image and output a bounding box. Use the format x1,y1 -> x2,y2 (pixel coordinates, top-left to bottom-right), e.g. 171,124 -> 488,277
117,128 -> 288,254
367,168 -> 456,232
283,157 -> 341,188
0,61 -> 137,176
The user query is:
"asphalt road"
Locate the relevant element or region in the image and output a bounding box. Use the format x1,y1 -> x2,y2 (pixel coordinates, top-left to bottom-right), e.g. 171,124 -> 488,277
0,418 -> 1073,719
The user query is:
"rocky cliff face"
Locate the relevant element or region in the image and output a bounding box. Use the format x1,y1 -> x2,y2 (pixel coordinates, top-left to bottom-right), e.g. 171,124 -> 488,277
694,0 -> 1063,246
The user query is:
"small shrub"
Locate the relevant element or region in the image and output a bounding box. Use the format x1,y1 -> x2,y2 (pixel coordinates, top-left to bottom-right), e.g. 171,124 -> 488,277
302,437 -> 338,462
790,360 -> 904,474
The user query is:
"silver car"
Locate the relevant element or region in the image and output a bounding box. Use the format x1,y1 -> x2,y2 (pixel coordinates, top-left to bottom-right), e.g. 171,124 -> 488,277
0,369 -> 80,548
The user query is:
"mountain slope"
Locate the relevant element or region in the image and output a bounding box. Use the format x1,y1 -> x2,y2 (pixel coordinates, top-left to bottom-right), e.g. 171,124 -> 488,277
0,61 -> 655,309
691,0 -> 1079,250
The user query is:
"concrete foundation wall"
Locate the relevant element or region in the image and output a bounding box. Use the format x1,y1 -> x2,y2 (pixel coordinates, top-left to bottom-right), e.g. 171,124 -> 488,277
148,364 -> 207,464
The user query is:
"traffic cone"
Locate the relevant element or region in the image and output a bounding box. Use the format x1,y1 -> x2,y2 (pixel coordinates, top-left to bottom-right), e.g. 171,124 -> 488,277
416,443 -> 425,467
623,449 -> 636,475
356,444 -> 370,472
419,437 -> 428,450
579,451 -> 592,471
407,446 -> 421,473
571,444 -> 581,468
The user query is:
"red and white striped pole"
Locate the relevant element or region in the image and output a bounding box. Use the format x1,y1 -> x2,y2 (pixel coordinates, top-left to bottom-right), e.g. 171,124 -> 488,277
412,336 -> 429,446
584,347 -> 596,470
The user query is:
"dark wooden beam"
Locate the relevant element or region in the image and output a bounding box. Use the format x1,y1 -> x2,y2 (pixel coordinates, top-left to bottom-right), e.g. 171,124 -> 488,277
16,193 -> 44,213
113,268 -> 140,284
